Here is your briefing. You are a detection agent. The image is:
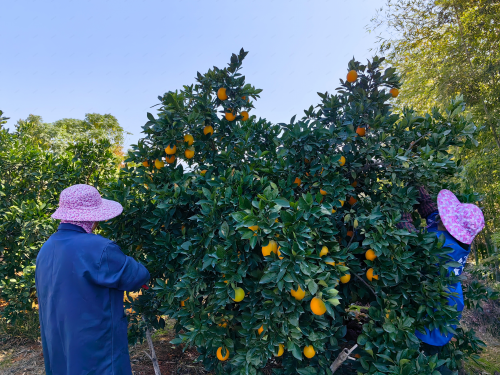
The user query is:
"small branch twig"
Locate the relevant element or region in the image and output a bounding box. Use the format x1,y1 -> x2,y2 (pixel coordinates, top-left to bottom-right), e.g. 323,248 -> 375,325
352,273 -> 377,300
330,344 -> 358,373
142,316 -> 162,375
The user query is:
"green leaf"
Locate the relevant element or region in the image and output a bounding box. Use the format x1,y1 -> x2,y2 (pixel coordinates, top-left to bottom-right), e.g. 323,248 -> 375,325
274,198 -> 290,207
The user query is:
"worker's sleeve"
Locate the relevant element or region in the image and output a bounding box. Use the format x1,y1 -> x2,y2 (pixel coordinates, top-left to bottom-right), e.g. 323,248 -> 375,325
97,242 -> 150,292
414,186 -> 438,219
396,212 -> 418,233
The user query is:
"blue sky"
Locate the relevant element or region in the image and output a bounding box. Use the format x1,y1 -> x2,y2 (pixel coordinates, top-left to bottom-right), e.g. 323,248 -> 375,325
1,0 -> 387,150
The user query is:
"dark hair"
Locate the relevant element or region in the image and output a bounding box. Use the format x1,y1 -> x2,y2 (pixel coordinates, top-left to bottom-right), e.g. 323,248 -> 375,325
436,216 -> 470,250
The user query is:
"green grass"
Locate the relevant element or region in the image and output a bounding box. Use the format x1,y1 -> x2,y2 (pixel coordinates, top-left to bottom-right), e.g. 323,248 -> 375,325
0,310 -> 40,343
463,345 -> 500,374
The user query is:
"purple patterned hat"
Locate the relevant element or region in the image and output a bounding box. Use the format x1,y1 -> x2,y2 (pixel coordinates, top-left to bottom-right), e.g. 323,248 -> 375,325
437,189 -> 484,245
51,184 -> 123,222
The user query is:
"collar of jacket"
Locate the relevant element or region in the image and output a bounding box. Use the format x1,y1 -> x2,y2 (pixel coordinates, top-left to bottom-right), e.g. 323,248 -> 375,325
57,223 -> 87,233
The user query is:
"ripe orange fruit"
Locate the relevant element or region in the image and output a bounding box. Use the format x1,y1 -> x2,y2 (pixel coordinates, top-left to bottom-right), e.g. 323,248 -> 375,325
319,246 -> 328,257
142,161 -> 150,167
166,155 -> 176,164
339,156 -> 346,166
232,287 -> 245,302
366,268 -> 379,281
291,286 -> 306,300
180,297 -> 188,307
184,134 -> 194,146
185,148 -> 195,159
320,189 -> 327,196
258,325 -> 264,335
277,246 -> 284,260
347,231 -> 354,237
225,111 -> 236,121
217,347 -> 230,361
351,181 -> 358,187
217,88 -> 228,101
203,125 -> 214,136
304,158 -> 310,164
248,225 -> 259,232
241,96 -> 246,100
365,249 -> 377,261
154,159 -> 164,169
349,196 -> 358,206
356,127 -> 366,137
339,200 -> 345,207
276,344 -> 284,357
241,111 -> 249,121
331,208 -> 336,214
200,170 -> 207,176
346,70 -> 358,83
326,261 -> 335,266
390,88 -> 399,98
340,274 -> 351,283
304,345 -> 316,358
165,144 -> 176,155
294,177 -> 302,186
354,354 -> 361,359
262,240 -> 278,256
310,297 -> 327,316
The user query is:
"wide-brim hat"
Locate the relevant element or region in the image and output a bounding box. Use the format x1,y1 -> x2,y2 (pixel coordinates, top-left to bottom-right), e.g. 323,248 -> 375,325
437,189 -> 484,245
51,184 -> 123,222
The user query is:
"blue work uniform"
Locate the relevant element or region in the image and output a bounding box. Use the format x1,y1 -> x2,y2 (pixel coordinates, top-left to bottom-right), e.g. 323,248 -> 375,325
415,212 -> 470,346
35,223 -> 150,375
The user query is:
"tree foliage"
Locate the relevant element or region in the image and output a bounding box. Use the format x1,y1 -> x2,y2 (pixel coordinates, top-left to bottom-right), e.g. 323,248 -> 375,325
0,122 -> 118,325
369,0 -> 500,264
101,50 -> 491,374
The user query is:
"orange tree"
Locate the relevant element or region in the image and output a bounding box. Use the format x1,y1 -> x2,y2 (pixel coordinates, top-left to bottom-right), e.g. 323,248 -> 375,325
101,50 -> 493,374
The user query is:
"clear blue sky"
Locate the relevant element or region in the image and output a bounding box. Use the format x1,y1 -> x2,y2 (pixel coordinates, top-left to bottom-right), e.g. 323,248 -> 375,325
1,0 -> 387,150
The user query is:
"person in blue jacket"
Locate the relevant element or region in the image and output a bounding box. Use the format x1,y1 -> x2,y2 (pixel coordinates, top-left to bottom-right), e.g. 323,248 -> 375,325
398,186 -> 485,374
35,184 -> 150,375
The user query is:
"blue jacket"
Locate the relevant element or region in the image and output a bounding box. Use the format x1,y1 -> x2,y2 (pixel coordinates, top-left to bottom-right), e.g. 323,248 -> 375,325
415,212 -> 469,346
35,223 -> 150,375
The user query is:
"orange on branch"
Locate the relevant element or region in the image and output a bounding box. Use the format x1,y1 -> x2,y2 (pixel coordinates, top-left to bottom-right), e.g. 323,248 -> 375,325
294,177 -> 302,187
257,325 -> 264,335
347,231 -> 354,237
154,159 -> 164,169
339,156 -> 346,166
217,347 -> 230,361
365,249 -> 377,261
349,196 -> 358,206
217,87 -> 228,101
165,144 -> 176,155
232,287 -> 245,302
351,181 -> 358,187
319,246 -> 328,257
304,345 -> 316,359
310,297 -> 326,316
356,127 -> 366,137
320,189 -> 327,196
291,286 -> 306,300
262,240 -> 278,257
276,344 -> 284,357
183,134 -> 194,146
203,125 -> 214,136
185,148 -> 195,159
366,268 -> 379,281
241,111 -> 249,121
340,274 -> 351,283
225,111 -> 236,121
166,155 -> 176,164
390,88 -> 399,98
346,70 -> 358,83
142,161 -> 149,167
248,225 -> 259,232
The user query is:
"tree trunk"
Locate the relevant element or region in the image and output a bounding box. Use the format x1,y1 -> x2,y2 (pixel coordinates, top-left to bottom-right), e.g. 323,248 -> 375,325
330,344 -> 357,373
142,316 -> 162,375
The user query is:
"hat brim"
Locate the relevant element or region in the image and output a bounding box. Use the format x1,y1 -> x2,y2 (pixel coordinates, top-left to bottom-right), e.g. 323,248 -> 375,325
51,198 -> 123,222
437,190 -> 474,244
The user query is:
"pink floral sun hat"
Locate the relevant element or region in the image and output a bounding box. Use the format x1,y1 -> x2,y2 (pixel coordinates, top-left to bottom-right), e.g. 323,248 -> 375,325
51,184 -> 123,222
437,189 -> 485,245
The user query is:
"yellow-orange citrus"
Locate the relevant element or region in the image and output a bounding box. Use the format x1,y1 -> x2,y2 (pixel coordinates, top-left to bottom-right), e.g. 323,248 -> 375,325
203,125 -> 214,136
232,287 -> 245,302
365,249 -> 377,261
390,88 -> 399,98
346,70 -> 358,83
142,161 -> 149,167
217,87 -> 228,101
225,111 -> 236,121
294,177 -> 302,186
339,200 -> 345,207
340,274 -> 351,283
262,240 -> 278,256
166,155 -> 176,164
351,181 -> 358,187
276,344 -> 284,357
155,159 -> 164,169
320,189 -> 327,196
347,230 -> 354,237
258,325 -> 264,335
217,347 -> 230,361
277,247 -> 284,260
331,208 -> 336,214
339,156 -> 346,166
185,148 -> 195,159
366,268 -> 379,281
248,225 -> 259,232
165,144 -> 176,155
241,111 -> 249,121
304,345 -> 316,358
326,261 -> 335,266
310,297 -> 326,316
201,170 -> 207,176
291,286 -> 306,300
184,134 -> 194,146
304,158 -> 310,163
319,246 -> 328,257
349,196 -> 358,206
356,127 -> 366,137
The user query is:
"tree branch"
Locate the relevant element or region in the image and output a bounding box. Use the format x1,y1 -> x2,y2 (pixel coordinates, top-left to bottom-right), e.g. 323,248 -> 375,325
353,273 -> 378,300
330,344 -> 358,373
142,316 -> 162,375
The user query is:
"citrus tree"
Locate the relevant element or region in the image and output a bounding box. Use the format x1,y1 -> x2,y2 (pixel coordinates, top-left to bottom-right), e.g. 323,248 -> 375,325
0,124 -> 118,325
102,50 -> 493,374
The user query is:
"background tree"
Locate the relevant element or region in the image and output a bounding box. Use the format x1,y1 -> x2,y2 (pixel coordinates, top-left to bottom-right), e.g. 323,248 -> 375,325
0,118 -> 119,331
369,0 -> 500,268
101,50 -> 495,374
15,112 -> 129,160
